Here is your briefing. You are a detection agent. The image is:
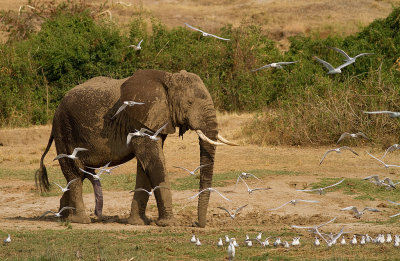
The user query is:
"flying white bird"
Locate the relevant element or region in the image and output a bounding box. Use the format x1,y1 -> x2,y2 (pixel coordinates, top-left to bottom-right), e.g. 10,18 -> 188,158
238,177 -> 271,194
297,179 -> 344,195
80,167 -> 107,181
144,122 -> 168,141
86,162 -> 124,175
291,217 -> 337,236
173,164 -> 210,176
330,47 -> 374,64
217,204 -> 248,220
39,207 -> 75,219
268,199 -> 319,211
367,152 -> 400,168
387,200 -> 400,217
363,175 -> 397,188
129,186 -> 170,196
185,23 -> 230,41
319,146 -> 359,165
234,172 -> 260,188
251,61 -> 298,72
322,227 -> 346,247
340,206 -> 380,219
228,238 -> 236,261
363,111 -> 400,118
54,147 -> 88,161
188,187 -> 231,202
53,178 -> 79,193
111,101 -> 144,119
314,56 -> 353,74
126,128 -> 154,144
382,144 -> 400,159
127,39 -> 143,51
3,234 -> 11,244
337,132 -> 370,144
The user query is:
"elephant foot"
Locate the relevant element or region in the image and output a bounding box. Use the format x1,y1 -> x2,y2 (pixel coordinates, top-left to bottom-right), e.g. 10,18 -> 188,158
192,221 -> 206,228
127,215 -> 151,225
67,212 -> 91,224
155,216 -> 177,227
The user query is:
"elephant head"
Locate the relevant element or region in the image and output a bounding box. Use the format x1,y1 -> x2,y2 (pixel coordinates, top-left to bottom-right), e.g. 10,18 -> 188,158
119,69 -> 237,227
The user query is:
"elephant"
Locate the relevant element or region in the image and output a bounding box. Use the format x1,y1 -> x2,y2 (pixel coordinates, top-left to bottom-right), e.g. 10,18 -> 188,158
35,69 -> 237,227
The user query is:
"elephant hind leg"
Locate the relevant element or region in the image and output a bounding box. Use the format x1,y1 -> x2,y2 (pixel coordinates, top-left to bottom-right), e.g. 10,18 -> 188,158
128,161 -> 151,225
84,169 -> 103,218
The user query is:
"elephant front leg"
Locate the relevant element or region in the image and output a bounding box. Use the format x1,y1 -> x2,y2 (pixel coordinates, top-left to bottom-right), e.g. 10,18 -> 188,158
128,161 -> 151,225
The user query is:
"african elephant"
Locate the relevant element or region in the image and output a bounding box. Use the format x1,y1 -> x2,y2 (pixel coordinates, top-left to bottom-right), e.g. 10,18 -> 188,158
35,69 -> 237,227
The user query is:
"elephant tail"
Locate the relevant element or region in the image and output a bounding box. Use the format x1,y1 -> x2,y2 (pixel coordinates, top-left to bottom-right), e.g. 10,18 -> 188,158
35,133 -> 53,192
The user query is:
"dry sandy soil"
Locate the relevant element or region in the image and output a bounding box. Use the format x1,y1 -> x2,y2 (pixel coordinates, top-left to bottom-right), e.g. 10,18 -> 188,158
1,113 -> 400,236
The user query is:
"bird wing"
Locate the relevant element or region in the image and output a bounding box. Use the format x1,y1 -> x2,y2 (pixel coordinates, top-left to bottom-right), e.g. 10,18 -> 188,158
322,179 -> 345,189
251,64 -> 272,72
317,217 -> 337,228
297,199 -> 319,203
388,200 -> 400,205
239,176 -> 251,191
188,188 -> 209,200
130,188 -> 150,194
268,201 -> 292,211
139,128 -> 154,135
251,187 -> 271,192
355,132 -> 370,140
331,226 -> 345,243
126,133 -> 134,145
184,23 -> 205,34
79,168 -> 95,176
319,149 -> 335,165
208,33 -> 230,41
233,204 -> 248,215
367,152 -> 386,166
363,207 -> 380,212
39,210 -> 55,218
154,122 -> 168,136
71,147 -> 88,157
390,212 -> 400,218
363,110 -> 394,115
330,47 -> 352,60
217,206 -> 232,216
276,61 -> 298,65
363,175 -> 379,181
137,39 -> 143,47
314,56 -> 335,71
65,178 -> 79,188
291,224 -> 314,229
296,188 -> 315,192
111,103 -> 128,119
53,182 -> 64,190
59,206 -> 75,214
53,154 -> 67,161
336,60 -> 354,70
336,132 -> 350,143
353,53 -> 374,59
108,163 -> 125,171
153,186 -> 170,192
193,164 -> 210,173
384,177 -> 395,187
173,166 -> 191,173
340,146 -> 359,156
341,206 -> 357,213
247,173 -> 261,181
209,188 -> 231,201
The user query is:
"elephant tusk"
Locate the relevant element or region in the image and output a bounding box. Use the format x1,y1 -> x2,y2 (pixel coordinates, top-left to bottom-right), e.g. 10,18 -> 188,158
195,130 -> 225,146
217,134 -> 239,146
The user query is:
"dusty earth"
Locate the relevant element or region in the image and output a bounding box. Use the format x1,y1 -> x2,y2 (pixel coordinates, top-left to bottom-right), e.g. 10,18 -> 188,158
1,113 -> 400,236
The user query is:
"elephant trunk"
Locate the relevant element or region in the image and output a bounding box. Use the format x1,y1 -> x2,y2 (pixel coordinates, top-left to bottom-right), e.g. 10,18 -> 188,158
197,114 -> 218,228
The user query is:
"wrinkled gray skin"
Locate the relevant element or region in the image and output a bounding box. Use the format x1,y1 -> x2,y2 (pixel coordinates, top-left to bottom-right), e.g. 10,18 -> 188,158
35,69 -> 218,227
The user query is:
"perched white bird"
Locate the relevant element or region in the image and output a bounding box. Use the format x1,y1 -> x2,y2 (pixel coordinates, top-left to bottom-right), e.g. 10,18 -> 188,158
39,207 -> 75,218
228,238 -> 236,261
360,236 -> 366,245
54,147 -> 88,161
196,237 -> 201,246
238,177 -> 271,194
291,237 -> 300,246
378,234 -> 385,244
386,234 -> 392,243
129,186 -> 169,196
340,206 -> 380,219
53,178 -> 79,193
190,234 -> 196,243
350,235 -> 357,245
3,234 -> 11,244
273,237 -> 281,247
251,61 -> 298,72
365,234 -> 372,243
330,47 -> 374,64
188,187 -> 231,202
319,146 -> 359,165
337,132 -> 370,144
367,152 -> 400,168
314,237 -> 320,246
382,144 -> 400,159
86,162 -> 125,175
225,235 -> 230,243
246,240 -> 253,247
263,238 -> 270,246
217,204 -> 248,220
395,240 -> 400,247
256,232 -> 262,241
217,238 -> 223,247
126,128 -> 153,144
127,39 -> 143,51
245,234 -> 250,241
173,164 -> 210,176
283,241 -> 290,248
364,111 -> 400,118
144,122 -> 168,141
111,101 -> 144,119
314,56 -> 353,74
185,23 -> 230,41
268,199 -> 319,211
297,179 -> 344,195
340,236 -> 346,245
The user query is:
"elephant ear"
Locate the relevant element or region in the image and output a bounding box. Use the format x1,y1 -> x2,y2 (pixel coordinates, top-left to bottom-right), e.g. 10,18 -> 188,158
119,70 -> 175,134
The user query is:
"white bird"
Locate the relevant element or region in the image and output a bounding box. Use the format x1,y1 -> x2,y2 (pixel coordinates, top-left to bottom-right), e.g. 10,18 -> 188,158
39,207 -> 75,218
184,23 -> 230,41
324,227 -> 346,247
129,186 -> 170,196
188,187 -> 231,202
360,236 -> 366,245
196,237 -> 201,246
268,199 -> 319,211
127,128 -> 153,144
364,111 -> 400,118
53,178 -> 79,193
217,204 -> 248,220
263,238 -> 270,246
225,235 -> 230,243
228,238 -> 236,261
330,47 -> 374,64
291,237 -> 300,246
314,56 -> 353,74
234,172 -> 260,188
54,147 -> 88,161
127,39 -> 143,51
367,152 -> 400,168
340,236 -> 346,245
291,217 -> 337,234
190,235 -> 196,243
386,234 -> 392,243
297,179 -> 344,195
363,175 -> 397,188
144,122 -> 168,141
378,234 -> 385,244
273,237 -> 281,247
283,241 -> 290,248
256,232 -> 262,241
350,235 -> 357,245
3,234 -> 11,244
319,146 -> 359,165
86,162 -> 125,175
382,144 -> 400,159
314,237 -> 320,246
395,240 -> 400,247
246,240 -> 253,247
173,164 -> 210,176
245,234 -> 250,241
366,234 -> 372,243
217,238 -> 223,247
233,238 -> 239,247
337,132 -> 370,144
79,168 -> 105,180
340,206 -> 380,219
251,61 -> 298,72
238,177 -> 271,194
111,101 -> 144,119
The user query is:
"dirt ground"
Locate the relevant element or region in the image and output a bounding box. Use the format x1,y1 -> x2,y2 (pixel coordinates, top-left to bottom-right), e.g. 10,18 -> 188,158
1,113 -> 400,236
